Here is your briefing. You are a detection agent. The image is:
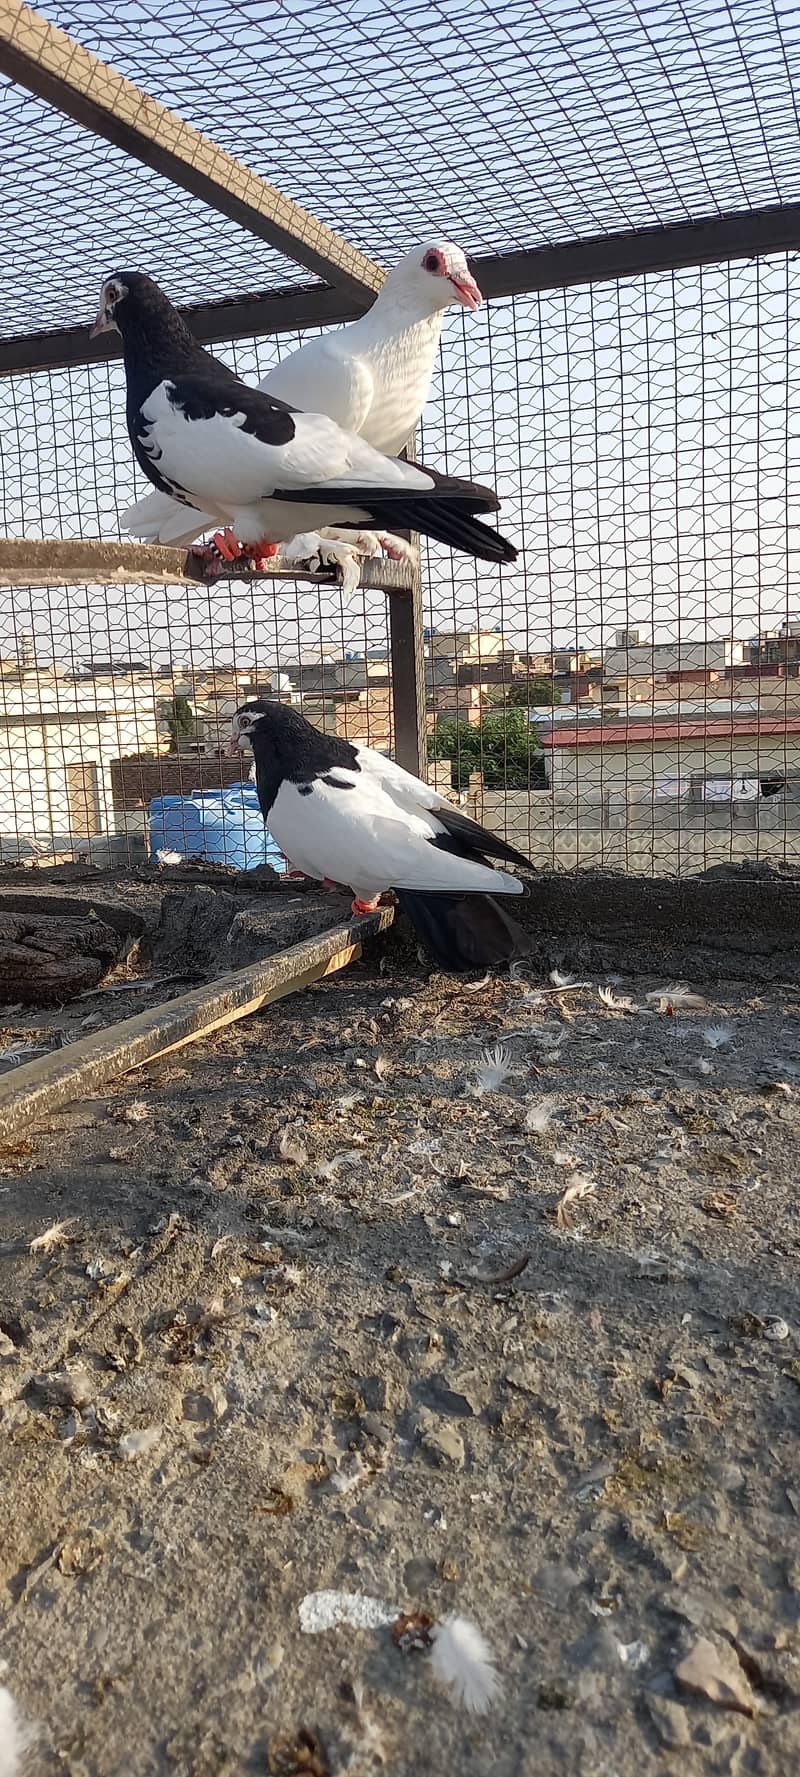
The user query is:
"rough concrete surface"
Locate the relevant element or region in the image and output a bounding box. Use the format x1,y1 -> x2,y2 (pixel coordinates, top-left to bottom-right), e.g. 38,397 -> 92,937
0,877 -> 799,1774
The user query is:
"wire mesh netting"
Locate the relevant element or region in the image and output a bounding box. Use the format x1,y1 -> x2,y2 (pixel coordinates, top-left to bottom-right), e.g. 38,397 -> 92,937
2,0 -> 800,876
20,0 -> 800,281
420,254 -> 800,875
0,79 -> 316,341
2,250 -> 800,873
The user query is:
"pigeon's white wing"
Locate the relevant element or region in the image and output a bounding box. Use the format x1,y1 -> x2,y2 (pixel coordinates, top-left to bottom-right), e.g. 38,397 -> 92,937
266,769 -> 523,899
138,383 -> 433,509
261,337 -> 376,437
352,744 -> 453,814
121,489 -> 214,546
351,744 -> 532,871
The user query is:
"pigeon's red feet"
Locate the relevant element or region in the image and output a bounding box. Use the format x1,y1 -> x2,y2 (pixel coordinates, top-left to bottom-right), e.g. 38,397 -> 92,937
246,539 -> 280,570
211,528 -> 244,562
351,896 -> 381,914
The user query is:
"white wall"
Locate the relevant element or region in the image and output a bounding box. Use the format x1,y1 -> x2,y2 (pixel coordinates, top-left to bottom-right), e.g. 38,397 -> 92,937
0,674 -> 163,851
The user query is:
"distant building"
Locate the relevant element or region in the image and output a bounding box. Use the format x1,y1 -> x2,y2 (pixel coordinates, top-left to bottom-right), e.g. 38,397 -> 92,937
0,660 -> 165,859
603,635 -> 747,680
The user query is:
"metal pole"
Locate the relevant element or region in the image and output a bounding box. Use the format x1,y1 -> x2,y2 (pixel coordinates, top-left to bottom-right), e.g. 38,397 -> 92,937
387,436 -> 426,778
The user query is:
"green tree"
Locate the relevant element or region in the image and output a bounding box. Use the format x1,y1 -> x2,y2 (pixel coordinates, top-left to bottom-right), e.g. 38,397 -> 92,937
429,707 -> 545,791
488,676 -> 562,709
508,675 -> 561,708
165,695 -> 194,751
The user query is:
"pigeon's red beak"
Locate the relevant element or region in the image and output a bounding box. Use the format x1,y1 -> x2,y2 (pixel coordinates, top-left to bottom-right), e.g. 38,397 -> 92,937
448,271 -> 482,311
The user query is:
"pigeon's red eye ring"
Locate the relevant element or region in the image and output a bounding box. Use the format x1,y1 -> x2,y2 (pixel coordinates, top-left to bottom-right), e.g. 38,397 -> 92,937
423,251 -> 442,273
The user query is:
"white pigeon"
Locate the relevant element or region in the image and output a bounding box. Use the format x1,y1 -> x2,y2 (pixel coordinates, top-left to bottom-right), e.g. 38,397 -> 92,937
92,271 -> 516,571
228,698 -> 531,973
120,240 -> 482,587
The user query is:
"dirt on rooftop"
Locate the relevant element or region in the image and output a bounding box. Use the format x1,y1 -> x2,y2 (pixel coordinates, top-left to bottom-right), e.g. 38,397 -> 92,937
0,872 -> 798,1774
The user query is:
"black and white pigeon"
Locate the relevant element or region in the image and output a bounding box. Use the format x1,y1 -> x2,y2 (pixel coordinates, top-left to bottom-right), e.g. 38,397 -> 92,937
121,239 -> 483,588
92,271 -> 516,570
228,699 -> 532,973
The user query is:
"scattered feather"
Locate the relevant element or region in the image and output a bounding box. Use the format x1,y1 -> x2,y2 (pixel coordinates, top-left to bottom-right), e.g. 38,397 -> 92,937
557,1175 -> 596,1228
704,1024 -> 733,1050
299,1590 -> 397,1634
334,1091 -> 364,1112
462,971 -> 491,994
85,1256 -> 117,1281
696,1057 -> 714,1076
646,983 -> 708,1013
314,1150 -> 363,1183
553,1149 -> 578,1168
598,986 -> 638,1013
429,1615 -> 501,1714
330,1454 -> 369,1494
549,968 -> 576,988
118,1425 -> 162,1460
374,1054 -> 392,1081
345,1682 -> 389,1770
30,1218 -> 75,1254
524,1098 -> 555,1135
473,1045 -> 514,1096
0,1686 -> 23,1777
121,1100 -> 149,1124
155,848 -> 184,865
278,1127 -> 308,1167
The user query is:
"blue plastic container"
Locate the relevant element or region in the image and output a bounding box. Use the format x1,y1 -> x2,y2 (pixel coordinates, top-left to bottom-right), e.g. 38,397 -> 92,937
149,785 -> 286,872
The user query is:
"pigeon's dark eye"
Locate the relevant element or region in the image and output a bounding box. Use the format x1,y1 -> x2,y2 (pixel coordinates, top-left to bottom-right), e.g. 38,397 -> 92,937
423,251 -> 442,273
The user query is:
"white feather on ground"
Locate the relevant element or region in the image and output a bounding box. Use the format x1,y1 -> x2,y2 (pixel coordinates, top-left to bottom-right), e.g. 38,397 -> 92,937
524,1097 -> 555,1134
549,968 -> 577,988
429,1616 -> 501,1713
703,1023 -> 734,1049
29,1218 -> 75,1254
646,983 -> 708,1012
473,1045 -> 515,1095
598,985 -> 638,1012
0,1688 -> 23,1777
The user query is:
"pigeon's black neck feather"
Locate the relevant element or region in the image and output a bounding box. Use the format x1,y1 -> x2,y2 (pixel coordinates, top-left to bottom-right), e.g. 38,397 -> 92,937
242,701 -> 360,818
113,277 -> 235,415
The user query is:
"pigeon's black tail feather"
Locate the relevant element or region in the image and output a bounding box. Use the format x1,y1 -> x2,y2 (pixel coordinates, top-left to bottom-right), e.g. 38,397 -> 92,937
395,890 -> 531,973
334,497 -> 516,565
279,472 -> 517,565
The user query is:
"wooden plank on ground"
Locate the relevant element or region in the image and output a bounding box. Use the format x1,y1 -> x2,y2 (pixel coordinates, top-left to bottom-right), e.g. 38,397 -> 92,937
0,905 -> 395,1142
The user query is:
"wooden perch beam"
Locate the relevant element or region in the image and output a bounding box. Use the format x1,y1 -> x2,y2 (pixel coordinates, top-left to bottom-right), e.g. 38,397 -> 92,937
0,537 -> 413,593
0,0 -> 383,300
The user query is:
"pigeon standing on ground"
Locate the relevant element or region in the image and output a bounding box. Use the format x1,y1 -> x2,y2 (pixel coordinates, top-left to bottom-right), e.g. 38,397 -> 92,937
121,240 -> 483,587
92,272 -> 516,571
228,699 -> 532,972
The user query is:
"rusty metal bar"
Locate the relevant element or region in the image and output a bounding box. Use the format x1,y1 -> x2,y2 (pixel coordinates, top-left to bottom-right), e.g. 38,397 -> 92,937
4,207 -> 800,375
386,439 -> 426,777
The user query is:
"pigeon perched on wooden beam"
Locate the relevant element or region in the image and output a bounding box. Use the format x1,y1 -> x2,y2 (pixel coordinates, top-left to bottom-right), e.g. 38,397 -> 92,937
121,240 -> 483,586
228,699 -> 532,973
94,270 -> 514,576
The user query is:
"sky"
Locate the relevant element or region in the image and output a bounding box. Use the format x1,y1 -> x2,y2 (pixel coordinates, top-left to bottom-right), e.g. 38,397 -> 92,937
1,0 -> 800,677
